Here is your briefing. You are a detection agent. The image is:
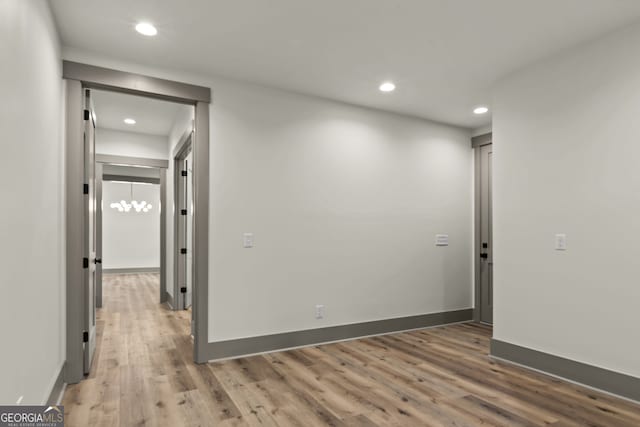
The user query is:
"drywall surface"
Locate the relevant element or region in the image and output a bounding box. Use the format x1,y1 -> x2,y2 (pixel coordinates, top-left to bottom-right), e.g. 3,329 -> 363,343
102,181 -> 160,270
0,0 -> 65,404
60,48 -> 474,344
207,79 -> 473,341
472,125 -> 492,137
96,128 -> 168,159
493,22 -> 640,378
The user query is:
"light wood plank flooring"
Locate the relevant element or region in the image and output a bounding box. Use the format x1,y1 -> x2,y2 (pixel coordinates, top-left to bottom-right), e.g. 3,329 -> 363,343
62,273 -> 640,426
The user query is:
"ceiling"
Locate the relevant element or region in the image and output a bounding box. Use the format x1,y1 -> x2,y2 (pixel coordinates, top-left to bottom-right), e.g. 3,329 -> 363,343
51,0 -> 640,128
92,89 -> 190,136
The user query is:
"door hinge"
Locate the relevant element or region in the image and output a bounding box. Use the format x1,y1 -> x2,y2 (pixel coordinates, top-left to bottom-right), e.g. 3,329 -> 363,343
83,109 -> 90,120
180,287 -> 187,294
83,331 -> 89,343
181,170 -> 188,177
83,257 -> 89,268
180,248 -> 187,254
83,183 -> 89,194
180,209 -> 187,216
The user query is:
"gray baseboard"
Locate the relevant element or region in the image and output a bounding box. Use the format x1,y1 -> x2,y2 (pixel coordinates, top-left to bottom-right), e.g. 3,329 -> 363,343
206,308 -> 472,361
103,267 -> 160,274
491,339 -> 640,402
46,363 -> 65,405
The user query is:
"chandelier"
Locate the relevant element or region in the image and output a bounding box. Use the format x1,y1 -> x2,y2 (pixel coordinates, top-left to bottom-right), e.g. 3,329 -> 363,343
110,182 -> 153,213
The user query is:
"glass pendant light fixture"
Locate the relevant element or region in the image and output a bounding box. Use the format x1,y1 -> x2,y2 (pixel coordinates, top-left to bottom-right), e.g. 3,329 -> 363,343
110,182 -> 153,213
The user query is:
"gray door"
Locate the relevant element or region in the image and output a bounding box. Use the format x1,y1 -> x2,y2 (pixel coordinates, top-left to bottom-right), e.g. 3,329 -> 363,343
175,152 -> 192,312
83,89 -> 98,373
479,143 -> 493,324
185,153 -> 193,310
95,162 -> 103,308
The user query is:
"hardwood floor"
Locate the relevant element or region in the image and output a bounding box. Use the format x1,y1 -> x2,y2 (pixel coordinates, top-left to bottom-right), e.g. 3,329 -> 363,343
63,273 -> 640,427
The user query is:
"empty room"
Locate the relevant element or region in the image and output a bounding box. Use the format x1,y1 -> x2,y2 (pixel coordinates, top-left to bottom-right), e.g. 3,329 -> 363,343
1,1 -> 639,426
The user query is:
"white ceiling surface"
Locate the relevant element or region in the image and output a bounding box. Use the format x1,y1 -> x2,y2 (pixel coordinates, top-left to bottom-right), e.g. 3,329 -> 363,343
92,89 -> 190,136
51,0 -> 640,128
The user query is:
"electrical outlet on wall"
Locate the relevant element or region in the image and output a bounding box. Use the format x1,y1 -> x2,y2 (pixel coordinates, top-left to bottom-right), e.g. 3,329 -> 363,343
315,304 -> 324,319
435,234 -> 449,246
555,234 -> 567,251
243,233 -> 254,248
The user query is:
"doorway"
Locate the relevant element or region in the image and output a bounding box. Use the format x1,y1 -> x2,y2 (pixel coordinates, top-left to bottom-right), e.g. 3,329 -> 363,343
474,134 -> 493,324
96,159 -> 168,309
64,61 -> 211,384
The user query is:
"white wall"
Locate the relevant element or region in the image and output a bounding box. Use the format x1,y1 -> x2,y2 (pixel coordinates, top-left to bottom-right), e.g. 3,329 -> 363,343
208,80 -> 473,341
493,23 -> 640,378
96,128 -> 168,159
0,0 -> 65,404
102,181 -> 160,270
472,125 -> 492,137
61,49 -> 474,344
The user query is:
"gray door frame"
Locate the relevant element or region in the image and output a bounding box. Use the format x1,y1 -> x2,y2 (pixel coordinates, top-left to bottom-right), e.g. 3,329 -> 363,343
64,61 -> 211,384
472,133 -> 493,323
96,154 -> 168,307
65,79 -> 85,384
172,131 -> 193,311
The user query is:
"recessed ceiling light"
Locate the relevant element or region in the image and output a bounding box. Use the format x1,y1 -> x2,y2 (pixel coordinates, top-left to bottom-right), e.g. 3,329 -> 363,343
474,106 -> 489,115
379,82 -> 396,92
135,22 -> 157,36
124,118 -> 136,125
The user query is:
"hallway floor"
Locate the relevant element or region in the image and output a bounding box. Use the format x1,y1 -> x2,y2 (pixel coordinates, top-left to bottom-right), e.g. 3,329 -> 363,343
62,274 -> 640,426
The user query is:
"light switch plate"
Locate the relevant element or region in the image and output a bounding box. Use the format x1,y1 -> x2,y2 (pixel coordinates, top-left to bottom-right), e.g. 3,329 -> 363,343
435,234 -> 449,246
555,234 -> 567,251
243,233 -> 254,248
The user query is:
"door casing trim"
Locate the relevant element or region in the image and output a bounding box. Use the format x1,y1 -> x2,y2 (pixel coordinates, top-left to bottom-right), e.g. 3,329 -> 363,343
471,132 -> 492,148
95,154 -> 168,169
63,61 -> 210,103
64,62 -> 211,383
96,154 -> 168,308
64,79 -> 85,384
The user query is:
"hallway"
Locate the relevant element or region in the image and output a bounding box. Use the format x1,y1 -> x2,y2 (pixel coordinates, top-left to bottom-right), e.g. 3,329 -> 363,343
62,273 -> 192,425
61,274 -> 640,427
